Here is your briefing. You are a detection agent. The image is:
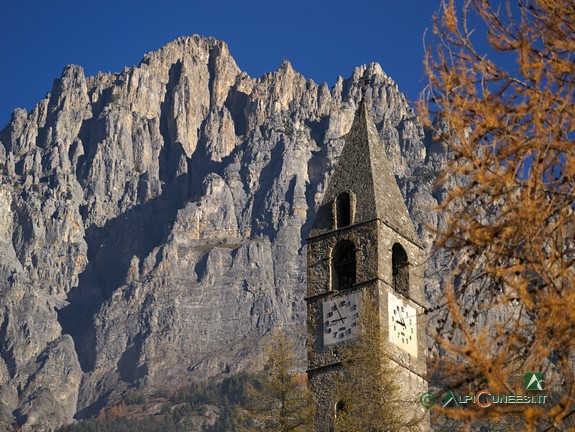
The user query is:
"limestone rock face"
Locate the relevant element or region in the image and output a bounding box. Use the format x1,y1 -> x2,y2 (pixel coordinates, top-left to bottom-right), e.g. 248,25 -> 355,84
0,35 -> 444,429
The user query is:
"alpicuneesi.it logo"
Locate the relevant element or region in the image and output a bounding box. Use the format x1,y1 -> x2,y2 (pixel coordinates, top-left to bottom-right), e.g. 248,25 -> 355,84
524,372 -> 544,391
420,373 -> 547,409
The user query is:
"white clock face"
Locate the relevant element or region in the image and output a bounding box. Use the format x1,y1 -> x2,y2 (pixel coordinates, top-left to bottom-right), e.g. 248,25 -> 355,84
388,291 -> 417,357
322,292 -> 361,345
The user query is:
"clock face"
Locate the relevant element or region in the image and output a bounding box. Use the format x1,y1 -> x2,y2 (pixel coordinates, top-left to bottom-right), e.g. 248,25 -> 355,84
388,291 -> 417,357
322,292 -> 361,346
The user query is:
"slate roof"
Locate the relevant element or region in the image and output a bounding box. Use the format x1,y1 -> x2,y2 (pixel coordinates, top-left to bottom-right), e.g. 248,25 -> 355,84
309,98 -> 420,246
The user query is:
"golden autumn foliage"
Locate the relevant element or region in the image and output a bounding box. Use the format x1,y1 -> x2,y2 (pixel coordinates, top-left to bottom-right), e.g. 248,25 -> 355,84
96,400 -> 128,421
420,0 -> 575,430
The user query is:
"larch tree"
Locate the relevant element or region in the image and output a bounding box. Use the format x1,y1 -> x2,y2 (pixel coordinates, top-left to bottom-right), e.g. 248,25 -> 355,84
234,331 -> 312,432
334,297 -> 423,432
419,0 -> 575,430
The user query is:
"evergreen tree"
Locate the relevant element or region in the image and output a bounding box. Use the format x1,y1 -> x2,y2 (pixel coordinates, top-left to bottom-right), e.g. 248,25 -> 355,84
235,331 -> 312,432
335,297 -> 422,432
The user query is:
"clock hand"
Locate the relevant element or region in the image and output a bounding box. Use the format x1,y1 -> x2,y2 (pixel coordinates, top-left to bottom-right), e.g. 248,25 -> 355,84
397,308 -> 406,326
334,305 -> 346,323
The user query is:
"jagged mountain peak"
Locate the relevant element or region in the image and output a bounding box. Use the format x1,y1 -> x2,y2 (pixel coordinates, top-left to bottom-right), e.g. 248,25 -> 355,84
0,35 -> 442,430
140,35 -> 236,68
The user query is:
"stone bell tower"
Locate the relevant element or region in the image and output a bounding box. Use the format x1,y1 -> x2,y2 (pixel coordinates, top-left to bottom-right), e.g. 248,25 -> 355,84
306,97 -> 428,431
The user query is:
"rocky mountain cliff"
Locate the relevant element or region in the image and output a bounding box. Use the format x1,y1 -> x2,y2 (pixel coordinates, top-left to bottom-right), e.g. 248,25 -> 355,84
0,35 -> 444,430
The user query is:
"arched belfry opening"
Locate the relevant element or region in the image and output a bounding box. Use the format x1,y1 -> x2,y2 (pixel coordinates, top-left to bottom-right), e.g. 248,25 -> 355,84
332,240 -> 356,290
335,192 -> 352,229
392,243 -> 409,295
334,400 -> 346,419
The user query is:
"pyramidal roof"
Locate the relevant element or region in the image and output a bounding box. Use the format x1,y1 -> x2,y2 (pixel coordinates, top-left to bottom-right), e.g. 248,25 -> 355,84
309,98 -> 420,246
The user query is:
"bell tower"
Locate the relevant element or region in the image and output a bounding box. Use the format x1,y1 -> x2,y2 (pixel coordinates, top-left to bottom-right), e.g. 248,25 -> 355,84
306,97 -> 428,430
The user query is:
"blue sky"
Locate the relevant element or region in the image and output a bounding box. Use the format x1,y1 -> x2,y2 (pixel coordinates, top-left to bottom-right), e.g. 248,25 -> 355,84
0,0 -> 439,127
